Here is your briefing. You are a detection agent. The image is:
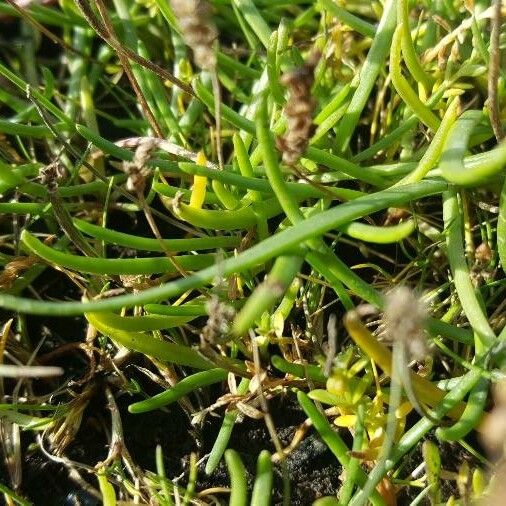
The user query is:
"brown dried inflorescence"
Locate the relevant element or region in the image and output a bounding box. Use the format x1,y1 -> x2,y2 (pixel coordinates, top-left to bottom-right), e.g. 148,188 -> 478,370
122,137 -> 158,194
276,51 -> 321,166
0,256 -> 38,289
171,0 -> 218,71
200,296 -> 235,346
49,383 -> 97,456
38,161 -> 66,191
381,286 -> 429,360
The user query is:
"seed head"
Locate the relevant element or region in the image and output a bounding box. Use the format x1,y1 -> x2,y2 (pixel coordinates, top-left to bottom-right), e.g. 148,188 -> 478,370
0,256 -> 38,289
381,286 -> 428,360
39,162 -> 66,191
171,0 -> 218,71
200,296 -> 236,345
122,137 -> 157,194
475,242 -> 493,265
276,51 -> 320,165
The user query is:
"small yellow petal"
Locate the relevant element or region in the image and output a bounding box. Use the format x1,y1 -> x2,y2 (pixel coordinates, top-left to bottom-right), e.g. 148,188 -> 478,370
189,151 -> 208,209
334,414 -> 357,427
396,401 -> 413,419
196,151 -> 208,166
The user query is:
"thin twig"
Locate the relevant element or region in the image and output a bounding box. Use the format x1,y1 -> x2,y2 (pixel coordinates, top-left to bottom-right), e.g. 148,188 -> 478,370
74,0 -> 195,97
93,0 -> 164,138
25,88 -> 202,236
250,331 -> 291,506
5,0 -> 91,58
323,314 -> 338,377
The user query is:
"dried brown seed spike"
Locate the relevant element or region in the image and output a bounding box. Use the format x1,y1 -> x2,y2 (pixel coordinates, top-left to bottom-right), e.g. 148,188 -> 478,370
276,51 -> 321,166
200,296 -> 236,345
171,0 -> 218,71
122,137 -> 158,194
39,161 -> 67,190
0,256 -> 38,289
475,242 -> 493,265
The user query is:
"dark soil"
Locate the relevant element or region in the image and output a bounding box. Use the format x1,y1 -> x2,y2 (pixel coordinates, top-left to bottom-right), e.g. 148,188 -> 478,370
17,389 -> 342,505
199,396 -> 342,505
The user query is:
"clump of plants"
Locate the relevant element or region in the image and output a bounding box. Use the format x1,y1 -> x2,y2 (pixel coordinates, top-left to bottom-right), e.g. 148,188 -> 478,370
0,0 -> 505,504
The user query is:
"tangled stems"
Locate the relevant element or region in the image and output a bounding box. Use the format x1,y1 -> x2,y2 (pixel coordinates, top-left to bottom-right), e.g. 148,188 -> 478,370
74,219 -> 240,252
21,230 -> 216,275
342,310 -> 466,420
442,189 -> 496,353
231,95 -> 310,332
178,161 -> 364,200
390,25 -> 440,132
252,93 -> 352,320
0,180 -> 447,316
334,0 -> 397,152
2,1 -> 504,503
349,369 -> 483,505
79,117 -> 366,205
440,110 -> 506,185
84,312 -> 214,370
194,79 -> 384,185
128,369 -> 228,413
254,93 -> 412,322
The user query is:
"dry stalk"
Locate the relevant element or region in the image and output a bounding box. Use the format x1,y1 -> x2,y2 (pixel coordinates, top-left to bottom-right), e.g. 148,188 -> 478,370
93,0 -> 164,137
250,330 -> 291,506
74,0 -> 194,96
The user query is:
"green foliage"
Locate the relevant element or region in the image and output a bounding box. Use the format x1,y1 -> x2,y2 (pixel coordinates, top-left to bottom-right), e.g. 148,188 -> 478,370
0,0 -> 504,504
